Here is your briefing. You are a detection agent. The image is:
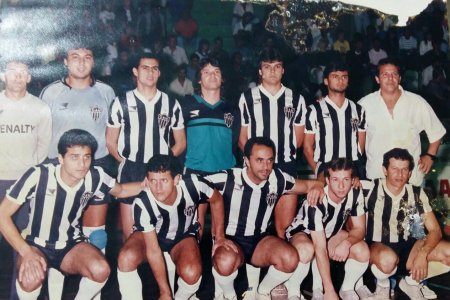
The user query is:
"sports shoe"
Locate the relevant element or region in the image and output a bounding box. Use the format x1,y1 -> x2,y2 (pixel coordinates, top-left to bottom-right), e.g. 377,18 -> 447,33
255,291 -> 271,300
420,284 -> 437,299
399,278 -> 426,300
311,289 -> 324,300
189,295 -> 200,300
373,284 -> 390,300
213,293 -> 224,300
339,289 -> 360,300
242,288 -> 257,300
287,295 -> 306,300
356,285 -> 376,299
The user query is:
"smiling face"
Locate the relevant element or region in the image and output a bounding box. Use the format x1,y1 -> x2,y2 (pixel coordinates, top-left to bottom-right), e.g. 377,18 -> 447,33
1,62 -> 31,96
383,158 -> 412,192
133,58 -> 160,90
199,63 -> 222,91
58,145 -> 92,186
147,171 -> 178,204
244,144 -> 275,185
64,48 -> 94,80
376,63 -> 401,94
326,169 -> 353,203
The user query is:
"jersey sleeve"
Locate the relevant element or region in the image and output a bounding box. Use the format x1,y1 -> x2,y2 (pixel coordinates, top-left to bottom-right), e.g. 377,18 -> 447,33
304,202 -> 325,232
238,93 -> 249,127
294,94 -> 307,126
6,167 -> 39,205
107,97 -> 123,128
132,197 -> 156,233
172,100 -> 185,130
89,167 -> 116,205
281,170 -> 296,194
304,105 -> 317,134
357,104 -> 367,132
417,187 -> 433,214
351,188 -> 366,216
205,170 -> 230,193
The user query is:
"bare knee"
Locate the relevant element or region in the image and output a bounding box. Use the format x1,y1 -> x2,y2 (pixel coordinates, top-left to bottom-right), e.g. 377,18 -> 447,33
372,250 -> 398,274
295,242 -> 314,263
19,278 -> 43,293
213,248 -> 241,276
118,247 -> 141,272
349,241 -> 370,262
87,258 -> 110,282
178,262 -> 202,285
274,245 -> 299,273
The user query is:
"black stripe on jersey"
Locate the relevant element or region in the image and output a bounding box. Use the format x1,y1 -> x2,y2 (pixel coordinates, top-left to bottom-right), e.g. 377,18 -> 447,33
30,166 -> 48,240
351,188 -> 362,215
236,184 -> 253,236
48,185 -> 66,245
365,179 -> 379,242
183,176 -> 201,204
196,176 -> 216,203
261,93 -> 271,139
381,190 -> 393,244
331,199 -> 347,237
306,206 -> 318,231
315,104 -> 327,163
277,92 -> 287,163
136,96 -> 148,162
344,105 -> 353,159
120,97 -> 132,159
222,171 -> 236,233
328,103 -> 340,159
134,204 -> 144,231
8,167 -> 36,199
152,96 -> 163,160
176,197 -> 188,238
158,206 -> 170,238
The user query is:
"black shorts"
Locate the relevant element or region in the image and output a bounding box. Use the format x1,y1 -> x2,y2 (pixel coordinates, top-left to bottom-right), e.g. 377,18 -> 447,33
117,159 -> 148,204
225,233 -> 268,264
368,238 -> 417,276
275,161 -> 298,178
27,238 -> 85,272
158,223 -> 200,253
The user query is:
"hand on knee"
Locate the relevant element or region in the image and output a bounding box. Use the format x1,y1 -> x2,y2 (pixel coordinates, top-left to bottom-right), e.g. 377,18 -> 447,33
213,249 -> 241,276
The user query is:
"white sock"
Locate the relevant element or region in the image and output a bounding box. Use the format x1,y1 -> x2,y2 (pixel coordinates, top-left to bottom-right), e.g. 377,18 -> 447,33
15,280 -> 42,300
246,263 -> 260,292
258,266 -> 293,295
311,258 -> 323,291
213,266 -> 223,297
117,269 -> 143,300
74,277 -> 107,300
371,264 -> 396,288
285,262 -> 311,298
355,277 -> 364,290
341,259 -> 368,291
47,268 -> 65,300
163,252 -> 176,294
174,276 -> 201,300
212,267 -> 238,299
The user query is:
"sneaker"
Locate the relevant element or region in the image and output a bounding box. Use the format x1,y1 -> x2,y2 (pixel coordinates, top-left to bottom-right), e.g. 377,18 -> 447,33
339,289 -> 360,300
189,295 -> 200,300
311,289 -> 324,300
256,291 -> 271,300
373,284 -> 390,300
356,285 -> 376,299
399,278 -> 426,300
242,289 -> 257,300
420,284 -> 437,299
287,296 -> 306,300
224,295 -> 237,300
213,294 -> 224,300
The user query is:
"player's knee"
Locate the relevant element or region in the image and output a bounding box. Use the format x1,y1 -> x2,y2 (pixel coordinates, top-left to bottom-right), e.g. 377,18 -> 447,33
374,251 -> 398,274
178,263 -> 202,285
88,258 -> 110,282
350,241 -> 370,262
118,247 -> 140,271
296,242 -> 314,263
19,277 -> 43,293
213,248 -> 240,275
277,245 -> 299,272
88,229 -> 108,250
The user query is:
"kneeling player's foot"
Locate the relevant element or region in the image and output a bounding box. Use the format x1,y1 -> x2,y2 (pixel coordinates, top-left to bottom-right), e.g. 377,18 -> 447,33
339,289 -> 360,300
224,294 -> 237,300
419,283 -> 437,299
399,279 -> 426,300
373,284 -> 390,300
287,295 -> 306,300
213,293 -> 224,300
255,291 -> 271,300
242,288 -> 257,300
356,285 -> 376,299
311,289 -> 324,300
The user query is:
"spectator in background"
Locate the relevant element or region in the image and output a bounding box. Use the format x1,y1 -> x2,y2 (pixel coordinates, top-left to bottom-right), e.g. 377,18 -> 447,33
187,53 -> 200,82
136,0 -> 165,43
399,27 -> 419,69
368,38 -> 388,73
98,2 -> 115,26
232,0 -> 254,32
169,63 -> 194,98
347,38 -> 370,100
383,28 -> 399,59
333,29 -> 350,55
233,11 -> 255,37
420,31 -> 434,56
210,36 -> 230,67
111,50 -> 135,97
163,34 -> 189,66
175,8 -> 199,50
425,66 -> 450,117
115,0 -> 139,29
195,38 -> 210,61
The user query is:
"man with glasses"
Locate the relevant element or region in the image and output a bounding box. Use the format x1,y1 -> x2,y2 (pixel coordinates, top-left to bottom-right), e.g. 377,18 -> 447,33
358,57 -> 445,186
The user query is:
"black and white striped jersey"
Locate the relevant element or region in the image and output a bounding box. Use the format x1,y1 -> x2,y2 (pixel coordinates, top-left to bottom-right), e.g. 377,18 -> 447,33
362,179 -> 433,243
206,167 -> 295,237
108,89 -> 184,163
133,174 -> 214,241
304,97 -> 366,163
239,85 -> 306,163
6,164 -> 115,249
286,186 -> 365,240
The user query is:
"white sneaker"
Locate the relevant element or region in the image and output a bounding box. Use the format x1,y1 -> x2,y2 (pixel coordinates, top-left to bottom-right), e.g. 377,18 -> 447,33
420,284 -> 437,299
242,288 -> 257,300
339,289 -> 360,300
399,278 -> 426,300
311,289 -> 324,300
373,284 -> 390,300
256,291 -> 271,300
356,285 -> 375,299
213,293 -> 224,300
287,295 -> 306,300
189,295 -> 200,300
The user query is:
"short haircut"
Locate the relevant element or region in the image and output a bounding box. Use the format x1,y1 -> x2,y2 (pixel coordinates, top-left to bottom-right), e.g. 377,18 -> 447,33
57,129 -> 98,157
324,158 -> 355,178
63,35 -> 96,57
243,136 -> 276,159
0,58 -> 29,72
146,154 -> 182,178
377,57 -> 400,75
258,48 -> 283,67
133,52 -> 159,69
198,57 -> 221,81
323,61 -> 349,79
382,148 -> 414,171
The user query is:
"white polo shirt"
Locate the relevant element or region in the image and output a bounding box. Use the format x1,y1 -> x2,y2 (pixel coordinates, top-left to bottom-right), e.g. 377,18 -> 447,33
358,86 -> 446,186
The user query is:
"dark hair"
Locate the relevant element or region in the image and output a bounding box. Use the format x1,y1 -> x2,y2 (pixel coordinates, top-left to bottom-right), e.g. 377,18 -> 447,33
197,57 -> 221,81
57,129 -> 98,157
377,57 -> 400,75
63,35 -> 97,58
258,48 -> 283,67
146,154 -> 182,178
0,58 -> 30,72
382,148 -> 414,171
323,61 -> 349,79
324,158 -> 355,178
133,52 -> 159,69
243,137 -> 276,159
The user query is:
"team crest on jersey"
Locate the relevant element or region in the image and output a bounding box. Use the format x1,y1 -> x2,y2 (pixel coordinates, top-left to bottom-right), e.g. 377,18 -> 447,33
351,118 -> 359,132
184,205 -> 196,217
266,191 -> 278,207
343,208 -> 352,220
90,105 -> 102,122
80,192 -> 94,207
284,106 -> 296,120
223,113 -> 234,128
158,114 -> 170,129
